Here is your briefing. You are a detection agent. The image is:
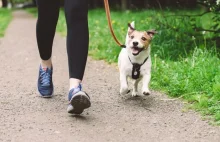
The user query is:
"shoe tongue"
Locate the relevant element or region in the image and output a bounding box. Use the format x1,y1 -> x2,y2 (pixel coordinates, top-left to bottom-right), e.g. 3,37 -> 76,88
70,85 -> 81,94
42,67 -> 47,71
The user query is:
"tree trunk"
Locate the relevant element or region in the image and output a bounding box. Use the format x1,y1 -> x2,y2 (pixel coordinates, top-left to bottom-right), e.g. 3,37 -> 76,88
2,0 -> 8,7
121,0 -> 127,10
144,0 -> 150,8
32,0 -> 36,6
8,0 -> 14,7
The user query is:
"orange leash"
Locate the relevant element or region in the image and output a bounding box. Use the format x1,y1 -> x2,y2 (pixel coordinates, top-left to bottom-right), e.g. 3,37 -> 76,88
104,0 -> 126,48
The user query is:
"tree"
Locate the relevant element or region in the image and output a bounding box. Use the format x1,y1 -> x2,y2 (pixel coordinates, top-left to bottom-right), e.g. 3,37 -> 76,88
32,0 -> 36,6
2,0 -> 8,7
121,0 -> 127,10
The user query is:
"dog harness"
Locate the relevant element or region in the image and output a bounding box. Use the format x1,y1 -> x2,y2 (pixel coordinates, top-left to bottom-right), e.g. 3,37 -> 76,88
128,56 -> 149,80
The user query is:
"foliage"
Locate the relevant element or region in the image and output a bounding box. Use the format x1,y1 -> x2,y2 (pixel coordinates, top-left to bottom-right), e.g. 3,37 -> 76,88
151,48 -> 220,122
189,0 -> 220,47
0,8 -> 12,37
8,0 -> 32,3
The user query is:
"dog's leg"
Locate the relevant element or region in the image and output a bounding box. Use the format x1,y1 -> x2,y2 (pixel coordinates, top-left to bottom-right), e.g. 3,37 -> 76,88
120,73 -> 129,95
132,79 -> 140,97
142,74 -> 151,95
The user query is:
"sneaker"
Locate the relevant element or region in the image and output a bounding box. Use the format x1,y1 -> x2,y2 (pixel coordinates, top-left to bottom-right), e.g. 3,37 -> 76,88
67,84 -> 91,114
37,65 -> 53,97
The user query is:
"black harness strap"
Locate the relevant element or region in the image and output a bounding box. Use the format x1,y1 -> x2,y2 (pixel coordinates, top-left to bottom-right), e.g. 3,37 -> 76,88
128,56 -> 149,80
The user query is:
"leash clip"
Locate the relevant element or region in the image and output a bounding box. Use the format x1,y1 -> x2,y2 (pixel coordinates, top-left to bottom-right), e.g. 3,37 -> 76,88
120,45 -> 126,48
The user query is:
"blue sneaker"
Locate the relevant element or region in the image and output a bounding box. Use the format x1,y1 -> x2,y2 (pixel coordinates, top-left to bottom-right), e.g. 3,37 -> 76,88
37,65 -> 53,97
67,84 -> 91,114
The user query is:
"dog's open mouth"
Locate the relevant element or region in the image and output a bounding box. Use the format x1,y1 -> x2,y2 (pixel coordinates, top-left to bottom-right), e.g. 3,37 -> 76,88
131,46 -> 144,56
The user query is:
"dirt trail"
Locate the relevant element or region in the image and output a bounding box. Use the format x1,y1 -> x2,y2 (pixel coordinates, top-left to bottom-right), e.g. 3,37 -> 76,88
0,11 -> 219,142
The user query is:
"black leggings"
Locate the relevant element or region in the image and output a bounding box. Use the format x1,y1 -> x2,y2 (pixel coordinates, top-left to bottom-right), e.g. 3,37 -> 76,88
36,0 -> 89,80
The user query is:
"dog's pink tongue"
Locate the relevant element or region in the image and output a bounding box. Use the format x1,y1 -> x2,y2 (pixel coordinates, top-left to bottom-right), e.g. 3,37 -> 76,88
132,48 -> 139,54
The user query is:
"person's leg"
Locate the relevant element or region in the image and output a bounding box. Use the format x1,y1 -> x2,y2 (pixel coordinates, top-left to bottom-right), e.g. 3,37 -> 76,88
64,0 -> 89,90
36,0 -> 60,97
36,0 -> 60,69
64,0 -> 90,114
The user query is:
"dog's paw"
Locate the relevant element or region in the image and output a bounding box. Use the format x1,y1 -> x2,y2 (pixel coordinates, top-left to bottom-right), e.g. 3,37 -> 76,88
120,88 -> 130,95
132,91 -> 138,97
142,90 -> 150,96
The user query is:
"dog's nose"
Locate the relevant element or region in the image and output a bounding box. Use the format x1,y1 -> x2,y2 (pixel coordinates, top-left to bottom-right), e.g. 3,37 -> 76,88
133,42 -> 138,46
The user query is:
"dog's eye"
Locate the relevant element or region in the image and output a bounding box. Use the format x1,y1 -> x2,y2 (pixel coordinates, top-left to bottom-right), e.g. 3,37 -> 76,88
130,36 -> 134,39
142,37 -> 147,41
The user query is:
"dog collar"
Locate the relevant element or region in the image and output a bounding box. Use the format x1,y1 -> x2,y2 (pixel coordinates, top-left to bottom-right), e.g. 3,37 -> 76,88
128,56 -> 149,79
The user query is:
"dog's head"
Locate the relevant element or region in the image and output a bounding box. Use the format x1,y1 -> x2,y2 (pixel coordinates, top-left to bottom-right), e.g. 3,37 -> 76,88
126,21 -> 157,56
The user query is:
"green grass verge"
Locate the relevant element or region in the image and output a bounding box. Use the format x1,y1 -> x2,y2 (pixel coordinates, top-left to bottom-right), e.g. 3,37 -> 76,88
0,8 -> 12,37
25,7 -> 38,17
151,49 -> 220,124
27,8 -> 220,124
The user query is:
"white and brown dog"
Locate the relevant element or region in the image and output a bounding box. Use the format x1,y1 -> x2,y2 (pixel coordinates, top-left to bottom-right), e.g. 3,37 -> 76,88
118,21 -> 157,97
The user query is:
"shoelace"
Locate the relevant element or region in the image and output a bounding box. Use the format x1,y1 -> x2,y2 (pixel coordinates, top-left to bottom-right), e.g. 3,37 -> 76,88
40,70 -> 51,86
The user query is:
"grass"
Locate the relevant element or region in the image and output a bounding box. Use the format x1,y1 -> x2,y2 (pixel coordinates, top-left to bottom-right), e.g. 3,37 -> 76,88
27,8 -> 220,124
25,7 -> 38,17
151,48 -> 220,124
0,8 -> 12,37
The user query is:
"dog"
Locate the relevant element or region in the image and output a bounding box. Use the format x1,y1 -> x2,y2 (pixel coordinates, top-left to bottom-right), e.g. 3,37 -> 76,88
118,21 -> 157,97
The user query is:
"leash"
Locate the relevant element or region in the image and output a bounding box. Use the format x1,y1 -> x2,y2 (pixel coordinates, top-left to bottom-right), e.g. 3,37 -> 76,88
104,0 -> 126,48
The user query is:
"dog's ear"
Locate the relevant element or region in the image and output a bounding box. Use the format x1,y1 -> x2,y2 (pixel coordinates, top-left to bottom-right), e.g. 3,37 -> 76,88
146,29 -> 157,38
127,21 -> 135,36
125,21 -> 135,44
